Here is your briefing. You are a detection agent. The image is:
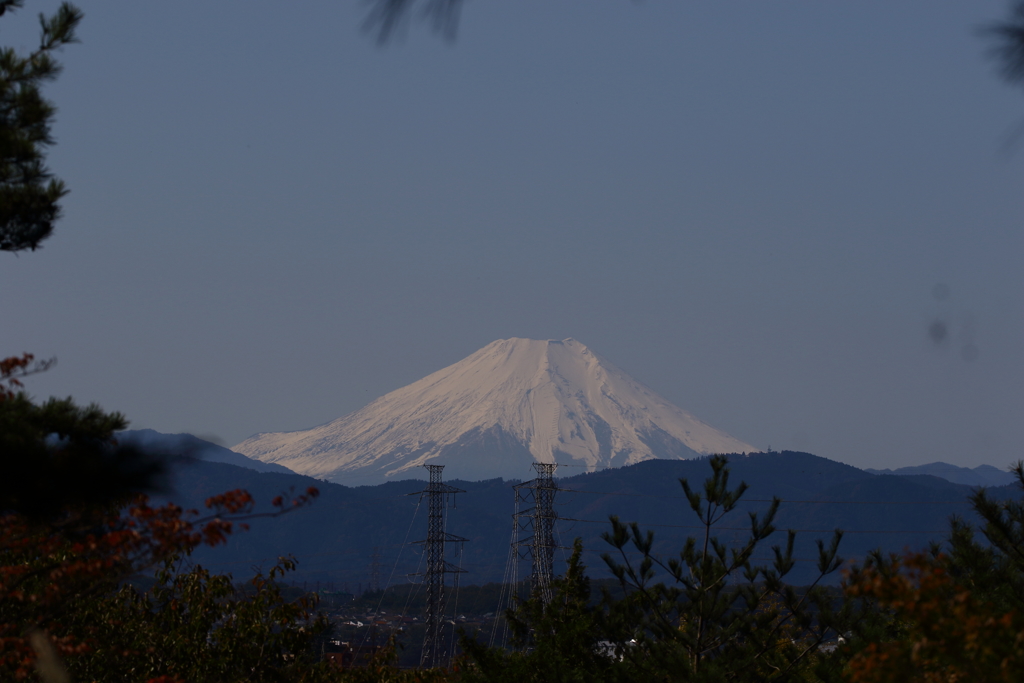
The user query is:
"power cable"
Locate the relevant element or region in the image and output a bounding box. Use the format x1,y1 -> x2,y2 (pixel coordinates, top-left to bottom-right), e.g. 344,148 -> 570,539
558,488 -> 973,505
558,516 -> 951,534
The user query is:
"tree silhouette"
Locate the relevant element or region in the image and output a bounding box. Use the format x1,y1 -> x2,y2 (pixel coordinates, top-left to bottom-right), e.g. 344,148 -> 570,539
0,0 -> 79,253
364,0 -> 463,44
844,463 -> 1024,682
988,1 -> 1024,90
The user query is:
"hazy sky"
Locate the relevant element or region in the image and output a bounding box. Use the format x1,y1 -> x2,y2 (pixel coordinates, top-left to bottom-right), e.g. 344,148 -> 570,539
4,1 -> 1022,471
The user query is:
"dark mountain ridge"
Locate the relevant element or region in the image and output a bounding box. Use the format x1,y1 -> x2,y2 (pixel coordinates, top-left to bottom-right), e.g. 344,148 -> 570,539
865,461 -> 1017,487
157,449 -> 1015,588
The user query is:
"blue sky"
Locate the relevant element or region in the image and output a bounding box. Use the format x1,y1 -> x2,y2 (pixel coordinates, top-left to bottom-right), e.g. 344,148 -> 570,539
4,1 -> 1023,470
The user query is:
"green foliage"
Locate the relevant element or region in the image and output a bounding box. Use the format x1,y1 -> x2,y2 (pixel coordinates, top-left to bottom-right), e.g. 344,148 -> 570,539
460,539 -> 622,683
955,462 -> 1024,600
333,640 -> 455,683
61,557 -> 335,683
0,0 -> 80,252
843,462 -> 1024,682
0,392 -> 168,518
461,456 -> 867,683
0,375 -> 321,679
598,455 -> 857,681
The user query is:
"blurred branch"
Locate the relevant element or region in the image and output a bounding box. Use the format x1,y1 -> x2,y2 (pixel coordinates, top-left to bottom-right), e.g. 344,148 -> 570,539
363,0 -> 463,44
987,0 -> 1024,88
0,354 -> 55,400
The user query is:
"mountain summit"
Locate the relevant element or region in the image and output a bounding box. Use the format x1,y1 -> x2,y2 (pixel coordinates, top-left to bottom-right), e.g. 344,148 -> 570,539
233,338 -> 758,483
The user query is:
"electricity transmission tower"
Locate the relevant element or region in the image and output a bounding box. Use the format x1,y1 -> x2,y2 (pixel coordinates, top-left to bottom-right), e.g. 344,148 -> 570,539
368,546 -> 382,593
411,464 -> 467,669
512,462 -> 560,604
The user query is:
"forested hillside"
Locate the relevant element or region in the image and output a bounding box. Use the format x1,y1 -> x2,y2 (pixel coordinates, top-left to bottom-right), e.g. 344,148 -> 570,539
163,450 -> 1008,587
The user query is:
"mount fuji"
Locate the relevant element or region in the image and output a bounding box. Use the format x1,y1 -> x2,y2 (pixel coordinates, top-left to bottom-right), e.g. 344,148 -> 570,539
232,338 -> 759,484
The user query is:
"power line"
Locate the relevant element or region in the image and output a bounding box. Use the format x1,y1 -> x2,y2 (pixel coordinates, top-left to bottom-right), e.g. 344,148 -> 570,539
576,548 -> 860,565
262,479 -> 978,508
558,488 -> 973,505
558,516 -> 950,535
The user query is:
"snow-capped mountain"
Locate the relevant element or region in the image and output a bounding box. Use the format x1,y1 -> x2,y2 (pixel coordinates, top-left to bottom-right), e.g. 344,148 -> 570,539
233,338 -> 758,484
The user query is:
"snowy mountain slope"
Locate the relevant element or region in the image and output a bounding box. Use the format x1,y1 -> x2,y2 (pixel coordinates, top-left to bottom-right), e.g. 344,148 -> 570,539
233,338 -> 758,483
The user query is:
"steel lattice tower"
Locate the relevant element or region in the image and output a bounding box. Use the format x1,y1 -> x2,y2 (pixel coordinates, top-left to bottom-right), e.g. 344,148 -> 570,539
412,464 -> 467,669
512,462 -> 559,604
368,547 -> 382,593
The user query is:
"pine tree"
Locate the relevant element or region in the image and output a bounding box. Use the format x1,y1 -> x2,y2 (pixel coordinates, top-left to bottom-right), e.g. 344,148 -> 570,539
844,463 -> 1024,682
0,0 -> 80,253
460,540 -> 622,683
599,454 -> 857,681
988,1 -> 1024,90
461,456 -> 865,683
